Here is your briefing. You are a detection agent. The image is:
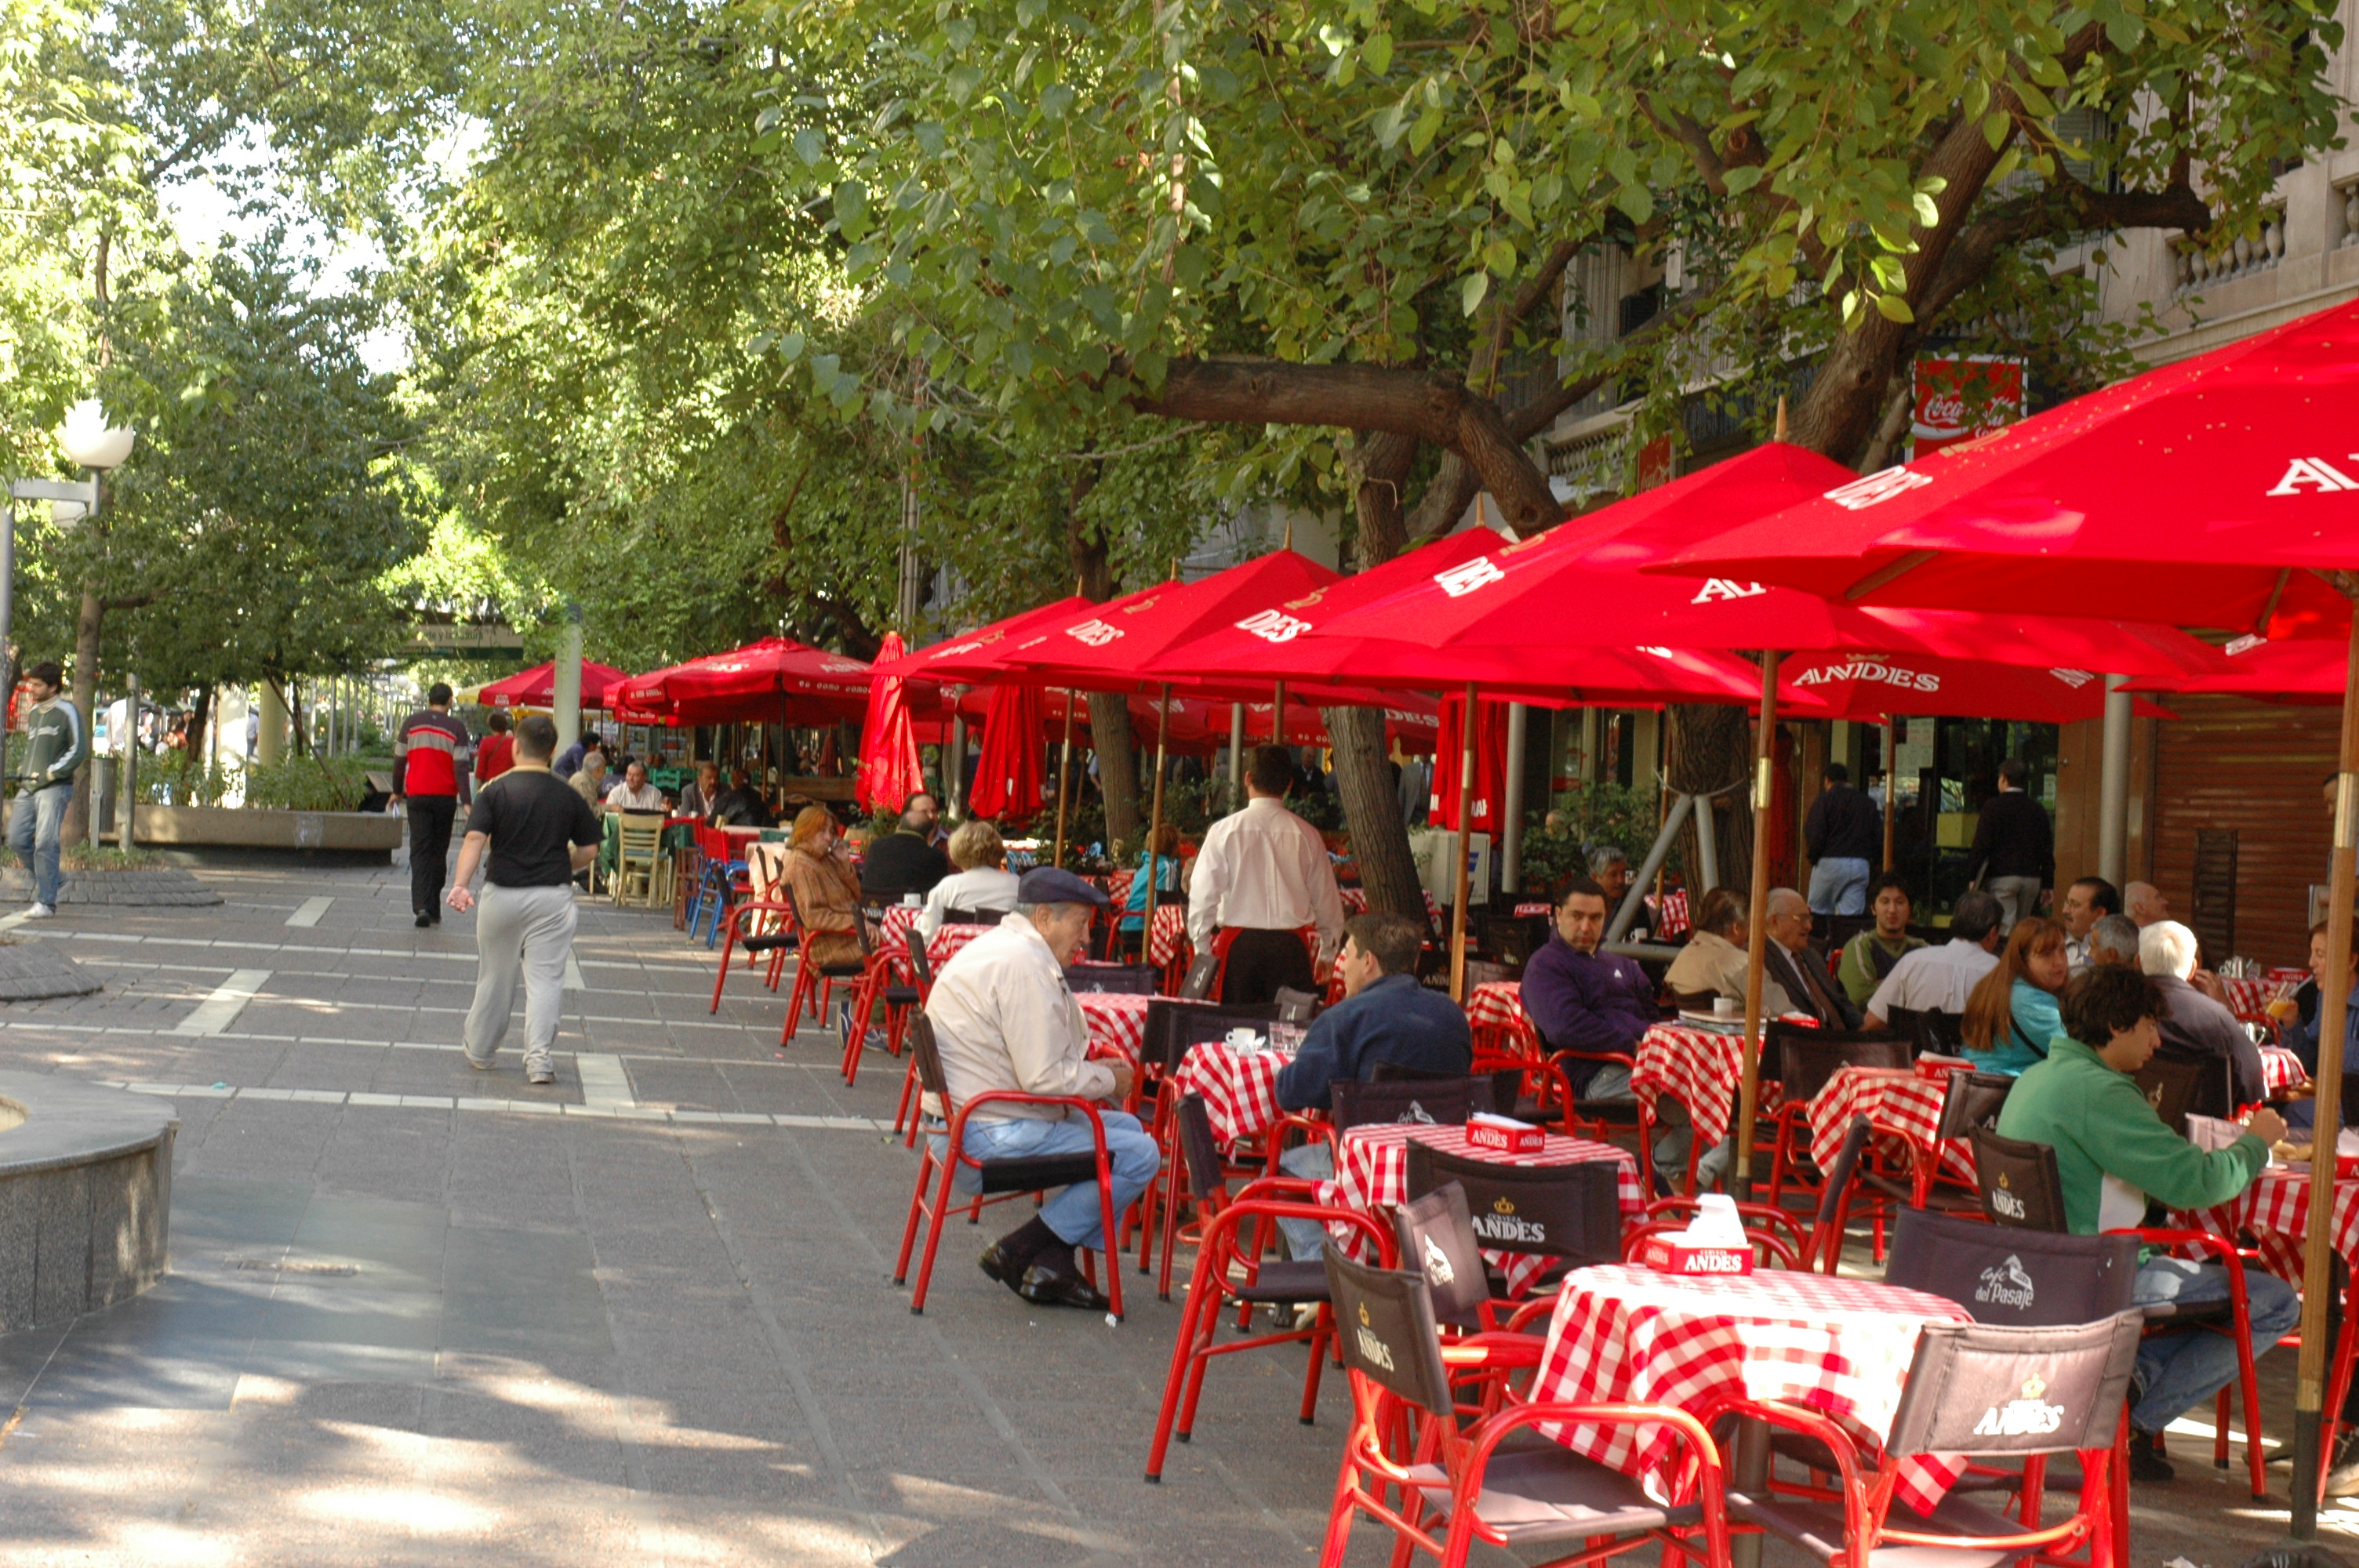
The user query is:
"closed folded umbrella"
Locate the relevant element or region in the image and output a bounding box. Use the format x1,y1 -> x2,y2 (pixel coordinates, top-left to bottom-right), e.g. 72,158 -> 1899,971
856,633 -> 927,815
967,683 -> 1046,820
1428,693 -> 1507,835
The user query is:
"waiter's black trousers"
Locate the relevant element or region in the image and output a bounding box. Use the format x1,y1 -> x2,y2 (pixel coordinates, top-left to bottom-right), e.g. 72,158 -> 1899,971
1219,926 -> 1315,1006
408,795 -> 459,916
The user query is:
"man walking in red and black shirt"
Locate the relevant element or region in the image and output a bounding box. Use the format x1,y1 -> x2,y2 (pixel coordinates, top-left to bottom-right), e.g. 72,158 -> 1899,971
394,683 -> 473,928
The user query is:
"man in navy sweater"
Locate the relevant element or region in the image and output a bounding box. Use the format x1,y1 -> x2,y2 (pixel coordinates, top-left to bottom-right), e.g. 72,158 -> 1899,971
1520,877 -> 1657,1097
1273,909 -> 1470,1256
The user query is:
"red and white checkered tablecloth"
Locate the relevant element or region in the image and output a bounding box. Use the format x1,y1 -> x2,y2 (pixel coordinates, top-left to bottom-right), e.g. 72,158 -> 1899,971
1324,1123 -> 1643,1296
1632,1025 -> 1782,1145
1078,990 -> 1154,1064
874,917 -> 998,974
2263,1044 -> 2307,1096
2201,1165 -> 2359,1283
2225,976 -> 2300,1018
1146,903 -> 1188,969
1808,1067 -> 1973,1189
926,922 -> 998,971
1467,981 -> 1536,1051
1532,1264 -> 1971,1515
1170,1040 -> 1288,1146
876,904 -> 921,957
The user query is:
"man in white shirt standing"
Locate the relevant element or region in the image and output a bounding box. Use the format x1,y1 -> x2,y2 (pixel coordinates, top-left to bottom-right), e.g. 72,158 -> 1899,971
1864,887 -> 2005,1029
1187,745 -> 1347,1004
924,868 -> 1159,1311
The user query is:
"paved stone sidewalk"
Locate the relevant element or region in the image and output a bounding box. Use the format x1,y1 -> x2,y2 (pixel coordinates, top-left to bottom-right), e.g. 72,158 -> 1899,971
0,856 -> 2343,1565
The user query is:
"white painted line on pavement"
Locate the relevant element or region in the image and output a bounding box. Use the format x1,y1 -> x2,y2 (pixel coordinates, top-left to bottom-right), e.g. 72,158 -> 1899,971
104,1079 -> 886,1133
562,951 -> 587,991
173,969 -> 271,1036
0,911 -> 33,935
285,897 -> 333,927
574,1052 -> 634,1107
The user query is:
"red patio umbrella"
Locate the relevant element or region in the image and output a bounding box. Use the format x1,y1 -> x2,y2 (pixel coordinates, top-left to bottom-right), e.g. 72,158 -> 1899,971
1654,295 -> 2359,1528
478,659 -> 632,709
1428,693 -> 1507,834
623,637 -> 873,726
967,683 -> 1046,820
871,597 -> 1094,684
2122,635 -> 2346,703
1783,651 -> 2177,723
857,632 -> 928,815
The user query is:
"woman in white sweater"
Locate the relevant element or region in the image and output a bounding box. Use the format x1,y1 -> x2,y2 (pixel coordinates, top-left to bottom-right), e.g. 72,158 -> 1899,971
917,818 -> 1023,937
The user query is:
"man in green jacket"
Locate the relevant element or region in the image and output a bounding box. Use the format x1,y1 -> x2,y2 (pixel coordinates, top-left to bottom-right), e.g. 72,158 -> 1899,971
1997,963 -> 2295,1483
6,660 -> 85,917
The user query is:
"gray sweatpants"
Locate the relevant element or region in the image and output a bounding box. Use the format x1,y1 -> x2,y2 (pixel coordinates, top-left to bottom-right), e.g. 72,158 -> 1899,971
464,882 -> 577,1073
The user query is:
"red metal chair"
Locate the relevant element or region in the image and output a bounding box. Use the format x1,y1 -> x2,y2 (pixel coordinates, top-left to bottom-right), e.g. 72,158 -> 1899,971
1143,1094 -> 1394,1483
892,1012 -> 1130,1319
1714,1312 -> 2143,1568
889,940 -> 941,1142
779,884 -> 865,1042
839,911 -> 921,1086
707,899 -> 796,1013
1315,1247 -> 1731,1568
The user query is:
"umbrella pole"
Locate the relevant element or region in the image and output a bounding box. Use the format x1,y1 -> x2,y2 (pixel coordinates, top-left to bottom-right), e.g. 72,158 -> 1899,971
1273,680 -> 1287,743
1143,684 -> 1171,967
1052,689 -> 1077,866
2291,604 -> 2359,1537
1881,719 -> 1899,872
1732,651 -> 1783,1205
1450,682 -> 1477,1003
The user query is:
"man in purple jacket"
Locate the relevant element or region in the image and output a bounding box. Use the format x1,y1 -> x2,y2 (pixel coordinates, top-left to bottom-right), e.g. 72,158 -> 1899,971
1521,877 -> 1658,1098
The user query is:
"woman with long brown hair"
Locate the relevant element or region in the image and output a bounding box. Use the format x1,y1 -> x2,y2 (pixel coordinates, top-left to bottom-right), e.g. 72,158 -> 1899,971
780,805 -> 871,970
1961,914 -> 2070,1076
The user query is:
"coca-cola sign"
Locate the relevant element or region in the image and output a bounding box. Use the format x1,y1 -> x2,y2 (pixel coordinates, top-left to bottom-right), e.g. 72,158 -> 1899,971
1910,354 -> 2024,456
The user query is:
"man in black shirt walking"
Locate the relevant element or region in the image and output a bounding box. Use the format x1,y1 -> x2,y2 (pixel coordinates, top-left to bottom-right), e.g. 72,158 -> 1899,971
1968,757 -> 2055,933
1802,762 -> 1881,914
447,715 -> 602,1085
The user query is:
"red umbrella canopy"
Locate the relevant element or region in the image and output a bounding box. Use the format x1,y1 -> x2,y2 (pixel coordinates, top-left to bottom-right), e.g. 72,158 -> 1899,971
1783,651 -> 2175,722
1653,296 -> 2359,635
477,659 -> 632,709
856,633 -> 928,814
1306,443 -> 2223,679
871,597 -> 1094,684
967,683 -> 1046,819
916,684 -> 1444,756
1429,694 -> 1508,833
623,637 -> 873,726
2121,634 -> 2348,704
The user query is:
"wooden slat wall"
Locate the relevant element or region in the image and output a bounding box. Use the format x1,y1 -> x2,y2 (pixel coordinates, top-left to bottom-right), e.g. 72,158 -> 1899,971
2150,695 -> 2338,970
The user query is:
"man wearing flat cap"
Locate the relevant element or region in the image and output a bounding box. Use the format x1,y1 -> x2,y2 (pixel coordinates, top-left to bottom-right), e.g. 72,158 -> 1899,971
922,867 -> 1161,1310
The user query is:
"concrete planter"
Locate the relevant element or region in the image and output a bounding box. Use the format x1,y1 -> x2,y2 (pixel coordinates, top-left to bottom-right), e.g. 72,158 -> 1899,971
0,1072 -> 176,1330
127,804 -> 403,863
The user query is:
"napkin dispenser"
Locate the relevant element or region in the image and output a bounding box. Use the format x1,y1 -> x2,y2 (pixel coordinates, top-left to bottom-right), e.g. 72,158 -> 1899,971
1464,1112 -> 1547,1154
1634,1192 -> 1754,1276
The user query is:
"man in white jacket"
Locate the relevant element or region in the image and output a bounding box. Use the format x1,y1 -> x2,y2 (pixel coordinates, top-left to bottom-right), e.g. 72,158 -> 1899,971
925,868 -> 1159,1310
1187,745 -> 1346,1003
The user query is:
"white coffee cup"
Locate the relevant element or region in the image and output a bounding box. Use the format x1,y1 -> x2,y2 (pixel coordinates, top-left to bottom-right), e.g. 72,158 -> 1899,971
1226,1026 -> 1259,1051
1712,996 -> 1738,1020
903,893 -> 922,907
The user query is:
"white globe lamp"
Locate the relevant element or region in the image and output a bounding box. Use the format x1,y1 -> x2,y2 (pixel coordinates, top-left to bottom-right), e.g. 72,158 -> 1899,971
56,399 -> 135,471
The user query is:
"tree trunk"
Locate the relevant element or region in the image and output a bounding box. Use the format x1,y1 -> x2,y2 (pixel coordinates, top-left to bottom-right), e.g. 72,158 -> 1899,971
62,585 -> 101,847
1325,432 -> 1430,922
186,686 -> 211,765
1063,459 -> 1141,852
1086,691 -> 1140,853
1665,705 -> 1750,895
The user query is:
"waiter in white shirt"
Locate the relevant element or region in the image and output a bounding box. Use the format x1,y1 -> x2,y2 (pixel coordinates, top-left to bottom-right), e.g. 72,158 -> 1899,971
1187,745 -> 1347,1004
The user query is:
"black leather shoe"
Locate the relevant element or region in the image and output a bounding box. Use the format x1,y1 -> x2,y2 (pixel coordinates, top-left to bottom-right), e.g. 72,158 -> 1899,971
415,912 -> 433,928
2127,1429 -> 2175,1484
1017,1265 -> 1109,1312
977,1243 -> 1026,1290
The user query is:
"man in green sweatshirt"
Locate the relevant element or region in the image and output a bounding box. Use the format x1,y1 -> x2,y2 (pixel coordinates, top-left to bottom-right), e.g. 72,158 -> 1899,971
1997,962 -> 2294,1483
7,660 -> 85,917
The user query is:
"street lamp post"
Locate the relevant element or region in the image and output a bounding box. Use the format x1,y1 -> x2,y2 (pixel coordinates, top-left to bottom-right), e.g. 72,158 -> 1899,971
50,401 -> 136,845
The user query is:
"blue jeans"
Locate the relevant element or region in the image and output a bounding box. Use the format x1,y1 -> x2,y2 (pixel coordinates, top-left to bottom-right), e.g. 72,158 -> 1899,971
8,786 -> 68,907
1808,856 -> 1870,915
930,1110 -> 1161,1252
1278,1141 -> 1336,1259
2130,1257 -> 2299,1433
